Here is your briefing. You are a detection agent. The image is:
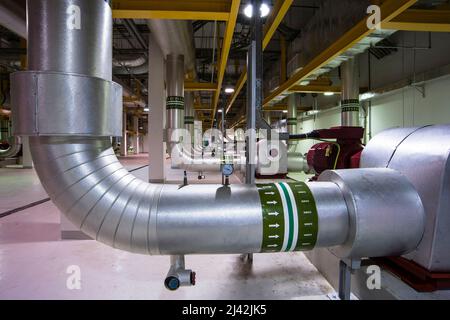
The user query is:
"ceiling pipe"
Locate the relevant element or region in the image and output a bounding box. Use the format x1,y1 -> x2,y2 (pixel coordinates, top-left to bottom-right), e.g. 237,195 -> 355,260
147,20 -> 196,74
11,0 -> 425,261
113,56 -> 148,75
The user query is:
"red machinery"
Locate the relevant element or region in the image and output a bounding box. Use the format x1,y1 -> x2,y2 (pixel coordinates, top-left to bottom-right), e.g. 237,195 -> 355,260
291,126 -> 364,179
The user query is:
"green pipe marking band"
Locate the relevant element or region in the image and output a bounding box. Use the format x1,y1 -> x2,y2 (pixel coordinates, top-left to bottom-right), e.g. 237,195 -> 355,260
341,99 -> 360,113
167,96 -> 184,110
184,116 -> 195,124
287,117 -> 297,125
257,182 -> 318,253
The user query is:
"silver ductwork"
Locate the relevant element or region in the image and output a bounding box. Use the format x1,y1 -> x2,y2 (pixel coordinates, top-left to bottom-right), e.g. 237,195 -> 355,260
148,20 -> 196,73
113,56 -> 148,75
11,0 -> 426,261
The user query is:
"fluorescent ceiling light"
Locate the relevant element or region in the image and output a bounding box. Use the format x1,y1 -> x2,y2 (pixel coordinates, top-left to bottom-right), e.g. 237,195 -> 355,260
244,3 -> 270,18
324,92 -> 334,96
224,87 -> 235,94
144,107 -> 149,112
260,3 -> 270,17
360,92 -> 376,101
218,109 -> 223,113
244,4 -> 253,18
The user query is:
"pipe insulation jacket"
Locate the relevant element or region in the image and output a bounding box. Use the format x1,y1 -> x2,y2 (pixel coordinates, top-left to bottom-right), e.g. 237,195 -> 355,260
11,0 -> 425,259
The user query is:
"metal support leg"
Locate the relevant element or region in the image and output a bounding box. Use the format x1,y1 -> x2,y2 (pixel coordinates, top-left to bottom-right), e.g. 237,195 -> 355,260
338,259 -> 361,300
164,255 -> 196,291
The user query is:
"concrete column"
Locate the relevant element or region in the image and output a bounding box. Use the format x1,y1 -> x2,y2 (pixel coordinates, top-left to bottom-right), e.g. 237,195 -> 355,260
341,58 -> 360,127
133,116 -> 140,154
148,32 -> 166,182
120,112 -> 128,156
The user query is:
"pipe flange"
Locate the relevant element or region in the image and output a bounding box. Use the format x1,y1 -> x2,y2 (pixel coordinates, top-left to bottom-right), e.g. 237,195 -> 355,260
11,71 -> 123,137
319,168 -> 425,259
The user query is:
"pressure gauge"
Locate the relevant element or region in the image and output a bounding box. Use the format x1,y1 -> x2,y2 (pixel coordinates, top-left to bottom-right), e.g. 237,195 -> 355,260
222,164 -> 234,176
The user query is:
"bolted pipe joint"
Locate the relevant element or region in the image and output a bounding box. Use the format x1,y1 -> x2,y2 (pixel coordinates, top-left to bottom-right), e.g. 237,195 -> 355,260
164,255 -> 196,291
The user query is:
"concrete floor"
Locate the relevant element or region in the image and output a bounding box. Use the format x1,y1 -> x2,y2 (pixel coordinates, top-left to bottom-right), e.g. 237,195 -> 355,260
0,154 -> 336,300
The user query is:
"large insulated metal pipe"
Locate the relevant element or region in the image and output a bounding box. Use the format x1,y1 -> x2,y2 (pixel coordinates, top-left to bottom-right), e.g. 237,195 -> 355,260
12,0 -> 425,259
341,58 -> 360,127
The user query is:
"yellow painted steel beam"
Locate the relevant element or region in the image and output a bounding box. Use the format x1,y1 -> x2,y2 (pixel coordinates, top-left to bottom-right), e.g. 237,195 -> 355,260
225,70 -> 247,114
194,104 -> 213,111
382,9 -> 450,32
224,0 -> 294,115
263,0 -> 417,107
263,0 -> 294,49
112,0 -> 231,21
185,82 -> 218,91
210,0 -> 241,121
289,85 -> 342,94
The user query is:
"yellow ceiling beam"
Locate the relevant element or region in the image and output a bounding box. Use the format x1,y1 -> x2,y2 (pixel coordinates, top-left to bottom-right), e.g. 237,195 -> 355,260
224,0 -> 294,115
381,9 -> 450,32
185,82 -> 218,91
289,85 -> 342,94
263,0 -> 417,107
210,0 -> 241,121
263,0 -> 294,49
194,104 -> 213,111
225,69 -> 247,114
112,0 -> 231,21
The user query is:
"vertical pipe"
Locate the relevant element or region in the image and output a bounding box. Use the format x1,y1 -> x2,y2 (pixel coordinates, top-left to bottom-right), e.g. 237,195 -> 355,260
27,0 -> 112,80
341,58 -> 360,127
166,54 -> 185,155
245,43 -> 257,184
184,92 -> 195,149
245,0 -> 263,185
287,94 -> 299,152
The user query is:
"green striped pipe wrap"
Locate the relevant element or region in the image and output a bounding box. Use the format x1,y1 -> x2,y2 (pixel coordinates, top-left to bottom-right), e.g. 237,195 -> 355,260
167,96 -> 184,110
257,182 -> 318,253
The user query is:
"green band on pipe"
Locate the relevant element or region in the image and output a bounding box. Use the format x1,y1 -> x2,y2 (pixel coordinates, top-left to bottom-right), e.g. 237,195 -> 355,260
167,96 -> 185,110
257,182 -> 318,253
